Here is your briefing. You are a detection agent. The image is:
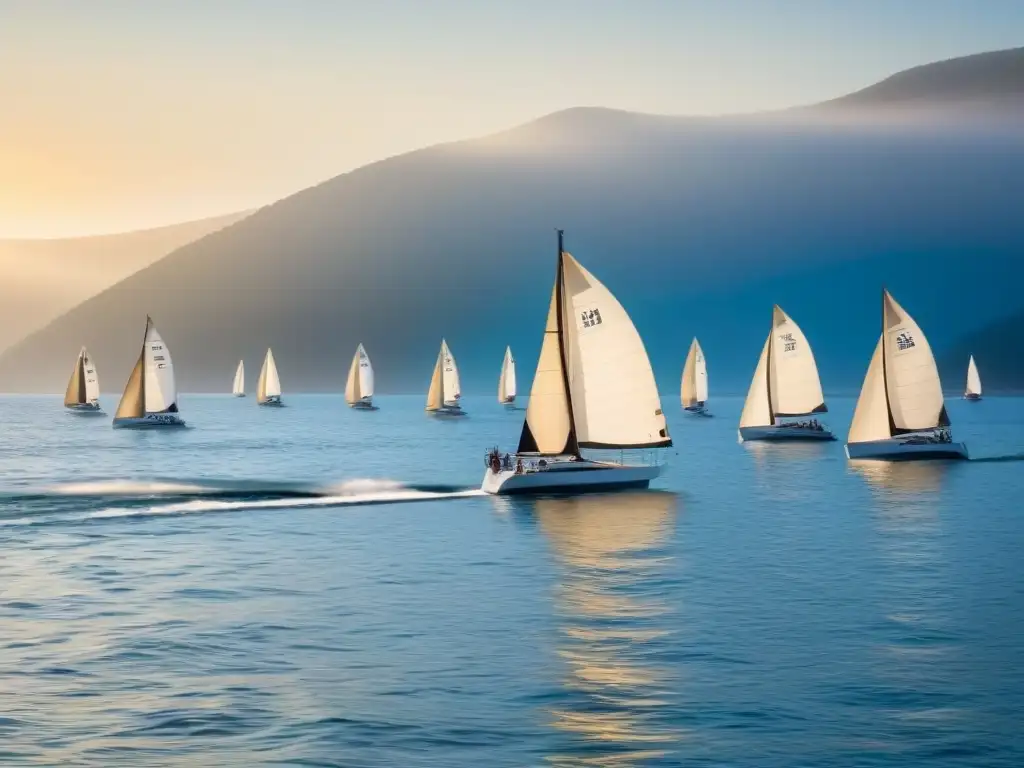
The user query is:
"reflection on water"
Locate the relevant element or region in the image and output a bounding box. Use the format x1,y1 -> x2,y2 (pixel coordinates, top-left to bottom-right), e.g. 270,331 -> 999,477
851,460 -> 947,495
743,439 -> 835,501
531,491 -> 681,766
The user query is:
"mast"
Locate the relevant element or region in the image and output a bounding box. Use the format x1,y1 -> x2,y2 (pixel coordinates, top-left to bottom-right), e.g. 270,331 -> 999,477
555,230 -> 580,457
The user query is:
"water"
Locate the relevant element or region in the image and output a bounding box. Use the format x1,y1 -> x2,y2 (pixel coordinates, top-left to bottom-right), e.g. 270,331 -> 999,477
2,394 -> 1023,767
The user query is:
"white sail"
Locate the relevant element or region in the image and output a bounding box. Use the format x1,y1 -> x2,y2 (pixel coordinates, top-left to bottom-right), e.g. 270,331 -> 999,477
498,346 -> 516,403
680,337 -> 707,408
81,349 -> 100,402
257,348 -> 281,402
441,339 -> 461,405
518,284 -> 574,452
561,252 -> 669,449
143,320 -> 177,413
848,338 -> 890,443
882,291 -> 946,433
346,344 -> 374,404
965,355 -> 982,397
739,334 -> 772,428
232,360 -> 245,396
768,305 -> 826,417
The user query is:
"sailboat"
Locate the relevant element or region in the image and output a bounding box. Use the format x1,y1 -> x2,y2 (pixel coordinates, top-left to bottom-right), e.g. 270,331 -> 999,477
345,343 -> 377,409
232,360 -> 245,397
845,290 -> 967,460
112,316 -> 186,428
425,339 -> 464,416
680,337 -> 709,416
738,305 -> 834,441
482,230 -> 671,495
256,348 -> 284,406
64,347 -> 103,414
963,355 -> 982,401
498,346 -> 516,406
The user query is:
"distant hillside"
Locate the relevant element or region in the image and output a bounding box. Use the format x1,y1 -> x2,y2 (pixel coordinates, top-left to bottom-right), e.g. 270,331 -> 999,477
942,311 -> 1024,393
1,48 -> 1022,396
0,211 -> 252,353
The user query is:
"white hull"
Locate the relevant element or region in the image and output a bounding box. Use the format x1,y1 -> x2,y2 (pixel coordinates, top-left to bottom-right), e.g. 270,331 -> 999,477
739,425 -> 835,442
845,438 -> 968,461
482,457 -> 660,495
66,402 -> 104,415
112,413 -> 186,429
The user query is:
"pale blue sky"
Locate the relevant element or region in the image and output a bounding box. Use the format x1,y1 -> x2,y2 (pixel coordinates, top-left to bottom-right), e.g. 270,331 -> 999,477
1,0 -> 1021,236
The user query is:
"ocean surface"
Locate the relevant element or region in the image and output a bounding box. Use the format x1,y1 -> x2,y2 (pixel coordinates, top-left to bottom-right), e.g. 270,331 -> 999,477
2,393 -> 1023,767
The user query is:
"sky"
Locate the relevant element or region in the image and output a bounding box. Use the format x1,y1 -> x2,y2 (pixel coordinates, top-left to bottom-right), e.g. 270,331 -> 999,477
1,0 -> 1022,238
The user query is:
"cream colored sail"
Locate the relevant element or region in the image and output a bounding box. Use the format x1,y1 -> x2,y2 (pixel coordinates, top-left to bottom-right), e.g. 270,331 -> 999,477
83,350 -> 100,402
441,339 -> 460,406
64,349 -> 87,406
498,346 -> 516,403
257,348 -> 281,403
425,344 -> 445,410
739,335 -> 772,428
346,344 -> 374,404
518,283 -> 574,452
561,252 -> 669,449
965,355 -> 982,397
680,337 -> 707,408
768,305 -> 826,417
848,338 -> 890,443
882,291 -> 947,433
143,320 -> 177,413
232,360 -> 245,396
115,353 -> 145,419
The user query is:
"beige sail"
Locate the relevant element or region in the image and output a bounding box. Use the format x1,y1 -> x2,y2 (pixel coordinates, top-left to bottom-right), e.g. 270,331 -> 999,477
257,348 -> 282,403
518,283 -> 574,452
64,350 -> 86,406
425,344 -> 445,411
345,348 -> 362,404
739,334 -> 772,428
769,305 -> 826,417
115,353 -> 146,419
680,337 -> 707,408
561,252 -> 669,448
848,338 -> 890,443
882,291 -> 947,432
498,346 -> 516,403
965,355 -> 982,397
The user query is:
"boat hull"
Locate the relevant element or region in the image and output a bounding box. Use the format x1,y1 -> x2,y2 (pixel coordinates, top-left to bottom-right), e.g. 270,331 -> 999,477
258,398 -> 285,407
428,406 -> 465,417
739,425 -> 836,442
233,393 -> 246,398
65,403 -> 104,415
845,439 -> 968,461
482,458 -> 660,495
349,400 -> 378,411
112,414 -> 187,429
963,393 -> 981,401
684,404 -> 711,417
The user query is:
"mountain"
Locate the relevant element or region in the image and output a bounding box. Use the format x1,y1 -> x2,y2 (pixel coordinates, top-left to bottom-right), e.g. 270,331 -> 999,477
1,48 -> 1023,396
942,310 -> 1024,394
0,211 -> 252,353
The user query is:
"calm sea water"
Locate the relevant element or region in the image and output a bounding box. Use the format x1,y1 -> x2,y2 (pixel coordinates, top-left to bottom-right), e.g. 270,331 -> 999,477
1,393 -> 1023,767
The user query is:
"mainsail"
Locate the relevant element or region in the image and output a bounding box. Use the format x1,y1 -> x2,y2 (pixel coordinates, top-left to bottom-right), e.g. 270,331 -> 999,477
232,360 -> 245,396
64,349 -> 87,406
346,344 -> 374,404
115,317 -> 179,418
498,346 -> 517,403
965,355 -> 982,397
257,348 -> 282,403
441,340 -> 461,406
425,341 -> 446,411
849,290 -> 948,443
740,306 -> 826,428
680,337 -> 707,408
517,232 -> 670,454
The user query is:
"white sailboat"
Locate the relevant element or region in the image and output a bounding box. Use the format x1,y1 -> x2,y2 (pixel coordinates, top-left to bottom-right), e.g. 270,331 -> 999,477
64,347 -> 103,414
346,343 -> 377,409
113,316 -> 186,428
498,346 -> 516,406
963,355 -> 982,401
738,305 -> 834,441
680,337 -> 709,416
846,290 -> 967,460
425,339 -> 464,416
232,360 -> 245,397
482,230 -> 671,495
256,348 -> 284,406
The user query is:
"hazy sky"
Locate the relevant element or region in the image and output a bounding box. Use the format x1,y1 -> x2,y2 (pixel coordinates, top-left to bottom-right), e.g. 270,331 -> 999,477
2,0 -> 1021,237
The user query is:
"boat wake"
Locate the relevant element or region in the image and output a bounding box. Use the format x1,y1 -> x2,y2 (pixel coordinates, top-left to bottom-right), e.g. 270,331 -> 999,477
968,453 -> 1024,463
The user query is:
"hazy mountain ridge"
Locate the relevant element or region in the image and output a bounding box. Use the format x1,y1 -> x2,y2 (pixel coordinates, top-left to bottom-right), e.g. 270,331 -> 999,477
1,48 -> 1022,396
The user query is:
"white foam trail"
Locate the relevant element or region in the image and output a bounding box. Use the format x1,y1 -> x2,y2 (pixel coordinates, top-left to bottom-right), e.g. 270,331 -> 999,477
50,480 -> 211,496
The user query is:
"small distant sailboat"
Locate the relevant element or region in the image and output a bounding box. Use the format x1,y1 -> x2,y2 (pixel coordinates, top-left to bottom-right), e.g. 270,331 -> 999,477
232,360 -> 245,397
426,339 -> 464,416
846,290 -> 967,460
256,348 -> 284,406
346,343 -> 377,410
738,305 -> 834,441
64,347 -> 103,414
482,230 -> 671,495
680,337 -> 709,416
498,346 -> 516,406
963,355 -> 982,401
113,316 -> 186,428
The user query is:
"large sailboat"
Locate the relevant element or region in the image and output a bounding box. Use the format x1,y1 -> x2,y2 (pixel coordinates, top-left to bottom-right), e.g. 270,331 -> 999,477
738,305 -> 834,441
232,360 -> 245,397
680,337 -> 709,416
64,347 -> 103,414
482,231 -> 671,495
113,316 -> 186,428
425,339 -> 464,416
498,346 -> 516,406
963,355 -> 982,401
345,343 -> 376,410
846,290 -> 967,460
256,348 -> 284,406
